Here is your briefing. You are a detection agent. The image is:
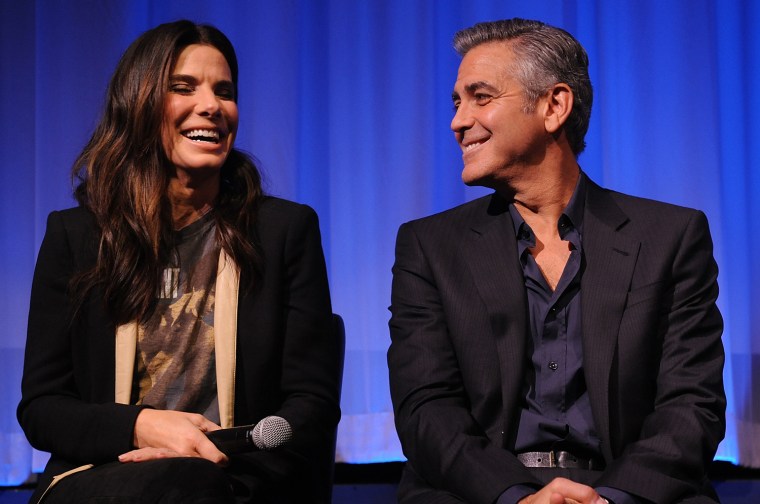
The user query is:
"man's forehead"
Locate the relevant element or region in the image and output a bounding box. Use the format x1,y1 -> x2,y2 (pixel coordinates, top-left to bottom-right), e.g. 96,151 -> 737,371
455,43 -> 515,81
453,60 -> 518,100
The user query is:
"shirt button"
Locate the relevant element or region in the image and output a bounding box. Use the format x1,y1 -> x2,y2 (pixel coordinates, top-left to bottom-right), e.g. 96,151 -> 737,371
548,361 -> 559,371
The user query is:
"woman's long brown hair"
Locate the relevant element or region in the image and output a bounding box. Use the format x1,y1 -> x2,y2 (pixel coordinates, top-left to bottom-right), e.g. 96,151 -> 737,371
72,20 -> 262,325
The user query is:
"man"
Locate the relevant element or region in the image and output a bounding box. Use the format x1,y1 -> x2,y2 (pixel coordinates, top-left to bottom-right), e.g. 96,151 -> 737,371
388,18 -> 725,504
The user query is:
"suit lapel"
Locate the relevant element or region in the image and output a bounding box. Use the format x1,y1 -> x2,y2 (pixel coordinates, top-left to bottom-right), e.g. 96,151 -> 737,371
581,179 -> 640,459
464,195 -> 528,437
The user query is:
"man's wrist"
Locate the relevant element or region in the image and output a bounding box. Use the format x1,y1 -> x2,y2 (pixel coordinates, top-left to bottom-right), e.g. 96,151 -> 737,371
596,485 -> 648,504
496,484 -> 538,504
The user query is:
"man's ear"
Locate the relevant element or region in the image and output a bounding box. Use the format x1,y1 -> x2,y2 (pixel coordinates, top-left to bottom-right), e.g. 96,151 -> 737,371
543,83 -> 573,134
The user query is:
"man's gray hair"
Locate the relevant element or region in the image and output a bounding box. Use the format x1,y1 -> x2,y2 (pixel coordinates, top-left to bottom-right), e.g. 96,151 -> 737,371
454,18 -> 593,156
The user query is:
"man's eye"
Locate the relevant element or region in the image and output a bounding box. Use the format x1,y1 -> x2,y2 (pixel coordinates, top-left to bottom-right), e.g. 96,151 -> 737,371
475,94 -> 491,103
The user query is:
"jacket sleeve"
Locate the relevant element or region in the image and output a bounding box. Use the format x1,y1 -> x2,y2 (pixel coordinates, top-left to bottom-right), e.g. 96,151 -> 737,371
231,203 -> 341,501
17,210 -> 145,465
388,221 -> 538,504
274,204 -> 340,456
596,210 -> 726,503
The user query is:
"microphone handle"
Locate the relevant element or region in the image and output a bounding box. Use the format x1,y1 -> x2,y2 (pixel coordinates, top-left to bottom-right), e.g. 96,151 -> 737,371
206,424 -> 256,454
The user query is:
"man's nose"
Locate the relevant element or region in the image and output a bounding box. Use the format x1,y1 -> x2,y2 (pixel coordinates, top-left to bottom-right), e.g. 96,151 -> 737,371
450,103 -> 472,134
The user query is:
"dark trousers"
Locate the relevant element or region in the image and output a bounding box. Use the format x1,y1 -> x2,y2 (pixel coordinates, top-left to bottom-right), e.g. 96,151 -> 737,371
397,465 -> 719,504
396,466 -> 605,504
36,458 -> 282,504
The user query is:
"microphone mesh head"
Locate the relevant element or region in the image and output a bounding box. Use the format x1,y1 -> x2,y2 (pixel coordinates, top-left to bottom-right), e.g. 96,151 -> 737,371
252,415 -> 293,450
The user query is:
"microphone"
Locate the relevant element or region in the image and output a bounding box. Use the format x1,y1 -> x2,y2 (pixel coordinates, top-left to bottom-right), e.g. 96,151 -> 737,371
206,415 -> 293,455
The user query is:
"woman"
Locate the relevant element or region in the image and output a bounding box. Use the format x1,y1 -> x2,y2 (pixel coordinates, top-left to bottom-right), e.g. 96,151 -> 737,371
17,20 -> 340,503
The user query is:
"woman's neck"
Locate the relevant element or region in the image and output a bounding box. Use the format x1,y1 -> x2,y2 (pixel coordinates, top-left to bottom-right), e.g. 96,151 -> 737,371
167,173 -> 220,229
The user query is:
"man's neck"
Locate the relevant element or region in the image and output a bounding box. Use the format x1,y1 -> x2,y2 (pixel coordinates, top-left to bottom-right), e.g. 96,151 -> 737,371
504,159 -> 580,230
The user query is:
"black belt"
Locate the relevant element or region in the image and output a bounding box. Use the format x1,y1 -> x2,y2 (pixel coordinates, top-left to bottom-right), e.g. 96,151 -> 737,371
517,451 -> 605,470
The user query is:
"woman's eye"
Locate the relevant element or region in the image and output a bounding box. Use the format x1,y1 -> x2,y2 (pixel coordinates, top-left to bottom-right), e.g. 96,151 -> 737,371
170,84 -> 193,94
216,88 -> 235,100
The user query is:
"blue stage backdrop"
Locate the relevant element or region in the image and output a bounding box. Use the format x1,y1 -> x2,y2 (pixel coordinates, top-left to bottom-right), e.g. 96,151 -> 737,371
1,0 -> 758,485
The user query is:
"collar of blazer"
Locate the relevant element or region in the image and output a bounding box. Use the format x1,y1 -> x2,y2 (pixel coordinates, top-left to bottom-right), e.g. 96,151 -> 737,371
114,249 -> 239,429
580,178 -> 639,460
464,193 -> 530,431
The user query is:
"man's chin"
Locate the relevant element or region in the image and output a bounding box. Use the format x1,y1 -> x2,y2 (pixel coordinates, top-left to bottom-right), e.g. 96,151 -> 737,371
461,168 -> 493,188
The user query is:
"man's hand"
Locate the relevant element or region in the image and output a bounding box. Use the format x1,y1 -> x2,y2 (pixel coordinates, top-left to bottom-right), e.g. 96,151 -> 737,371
518,478 -> 608,504
118,409 -> 228,465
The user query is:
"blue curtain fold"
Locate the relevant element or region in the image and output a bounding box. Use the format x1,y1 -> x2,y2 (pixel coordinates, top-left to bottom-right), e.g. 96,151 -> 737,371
1,0 -> 757,484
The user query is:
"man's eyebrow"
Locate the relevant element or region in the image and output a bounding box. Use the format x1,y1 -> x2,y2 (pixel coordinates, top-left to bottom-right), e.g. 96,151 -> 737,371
452,81 -> 499,102
465,81 -> 498,94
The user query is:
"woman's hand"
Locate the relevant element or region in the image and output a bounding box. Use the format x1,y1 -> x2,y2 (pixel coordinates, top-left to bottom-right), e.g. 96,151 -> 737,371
118,409 -> 228,465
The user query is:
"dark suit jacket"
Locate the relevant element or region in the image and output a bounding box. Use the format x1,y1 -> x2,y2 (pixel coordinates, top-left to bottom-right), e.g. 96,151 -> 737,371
388,176 -> 725,504
18,197 -> 341,503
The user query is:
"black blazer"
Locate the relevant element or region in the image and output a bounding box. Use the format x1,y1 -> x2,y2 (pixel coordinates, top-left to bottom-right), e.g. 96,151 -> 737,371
388,176 -> 725,504
18,197 -> 341,503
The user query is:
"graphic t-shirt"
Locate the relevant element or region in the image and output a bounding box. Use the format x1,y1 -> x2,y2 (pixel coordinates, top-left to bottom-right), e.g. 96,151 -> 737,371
133,212 -> 220,423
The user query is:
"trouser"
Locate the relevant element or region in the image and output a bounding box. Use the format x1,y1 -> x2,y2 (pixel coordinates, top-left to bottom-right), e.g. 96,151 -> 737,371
37,457 -> 282,504
396,464 -> 720,503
